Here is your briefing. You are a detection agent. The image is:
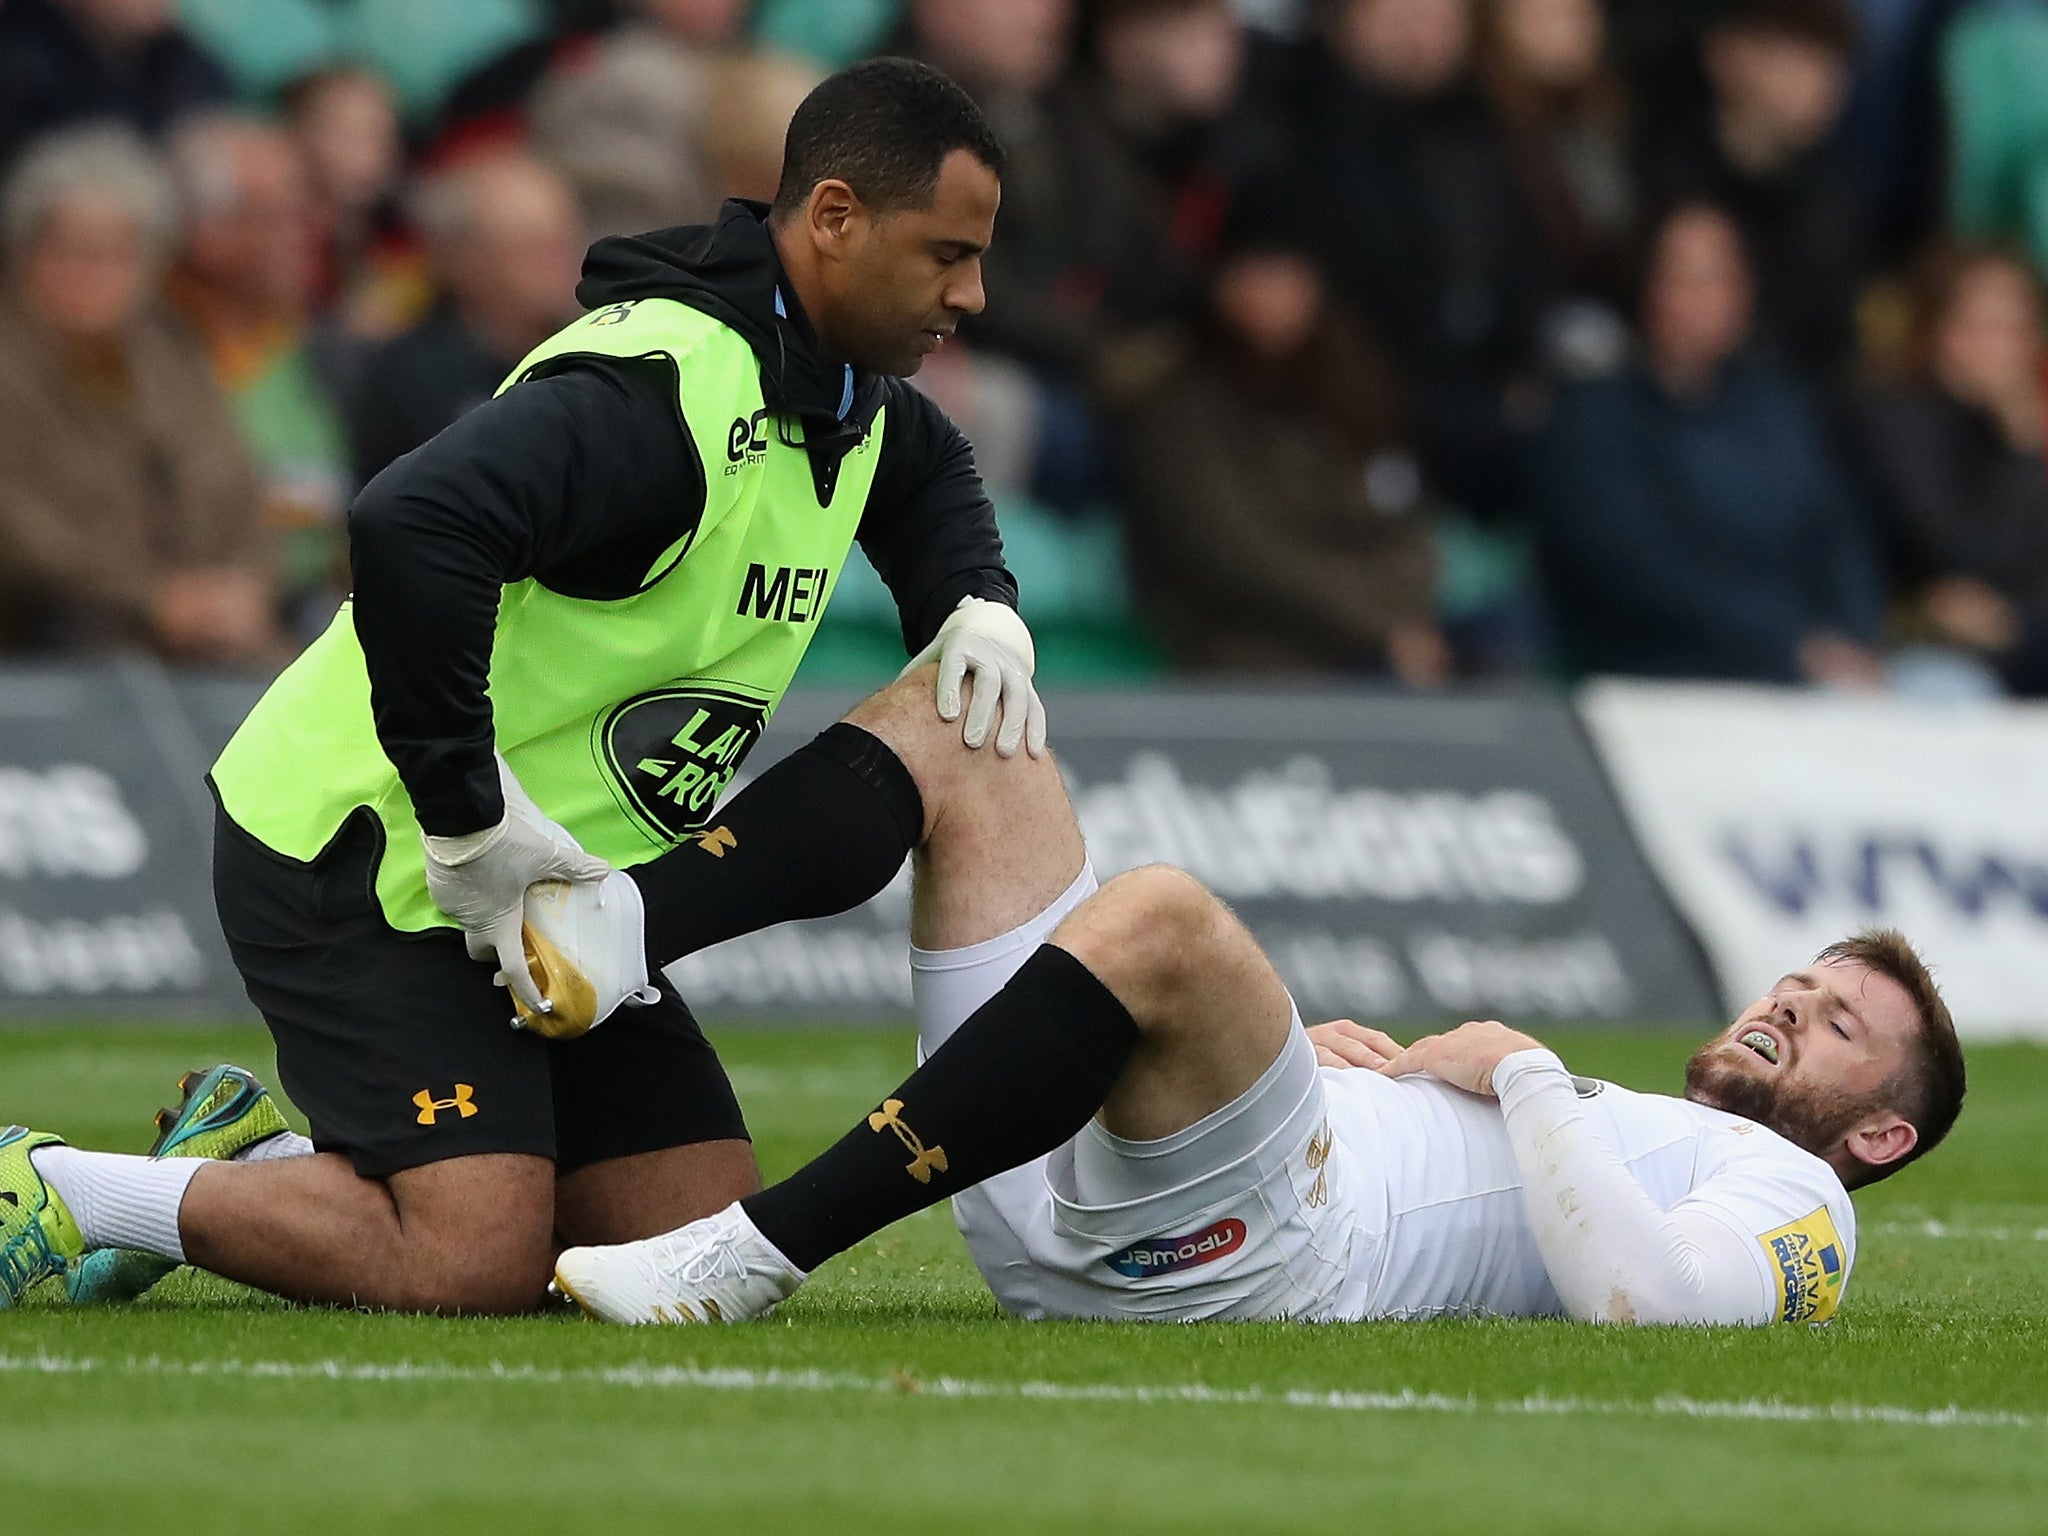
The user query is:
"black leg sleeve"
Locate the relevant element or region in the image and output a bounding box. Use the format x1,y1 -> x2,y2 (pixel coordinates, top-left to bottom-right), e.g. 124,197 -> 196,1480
742,946 -> 1138,1273
628,722 -> 923,964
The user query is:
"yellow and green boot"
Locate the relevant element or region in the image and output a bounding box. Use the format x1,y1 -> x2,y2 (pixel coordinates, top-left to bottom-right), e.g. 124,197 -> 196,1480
65,1066 -> 289,1305
0,1127 -> 86,1307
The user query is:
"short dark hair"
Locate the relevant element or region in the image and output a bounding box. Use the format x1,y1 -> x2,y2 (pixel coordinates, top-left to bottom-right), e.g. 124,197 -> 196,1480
771,57 -> 1005,221
1815,929 -> 1966,1186
1716,0 -> 1859,54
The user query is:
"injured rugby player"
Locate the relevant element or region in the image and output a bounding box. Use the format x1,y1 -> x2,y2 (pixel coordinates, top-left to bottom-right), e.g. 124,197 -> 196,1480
548,679 -> 1967,1327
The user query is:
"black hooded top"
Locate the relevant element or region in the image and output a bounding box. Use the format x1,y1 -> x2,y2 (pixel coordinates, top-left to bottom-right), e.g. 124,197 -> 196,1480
347,202 -> 1018,836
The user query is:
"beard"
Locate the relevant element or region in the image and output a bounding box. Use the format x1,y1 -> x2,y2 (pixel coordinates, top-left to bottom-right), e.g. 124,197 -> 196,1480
1684,1043 -> 1879,1161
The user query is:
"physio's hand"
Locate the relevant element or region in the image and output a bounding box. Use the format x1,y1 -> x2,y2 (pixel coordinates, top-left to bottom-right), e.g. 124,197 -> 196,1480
899,596 -> 1048,758
1307,1019 -> 1403,1071
1374,1019 -> 1545,1097
423,811 -> 609,1015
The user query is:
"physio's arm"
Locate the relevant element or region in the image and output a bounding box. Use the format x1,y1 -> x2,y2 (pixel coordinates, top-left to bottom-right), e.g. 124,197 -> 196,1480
1492,1049 -> 1774,1326
348,360 -> 698,834
858,381 -> 1016,655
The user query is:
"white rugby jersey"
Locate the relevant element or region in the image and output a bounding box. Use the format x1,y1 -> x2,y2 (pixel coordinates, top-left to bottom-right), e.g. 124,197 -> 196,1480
1322,1050 -> 1857,1325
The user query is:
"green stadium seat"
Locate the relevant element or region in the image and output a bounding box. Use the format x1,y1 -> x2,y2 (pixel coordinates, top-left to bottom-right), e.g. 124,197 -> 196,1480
751,0 -> 902,69
178,0 -> 343,99
177,0 -> 543,118
802,497 -> 1163,690
1943,6 -> 2048,269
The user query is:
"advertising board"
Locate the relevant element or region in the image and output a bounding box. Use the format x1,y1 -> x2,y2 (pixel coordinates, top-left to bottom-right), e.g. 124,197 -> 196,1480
1581,679 -> 2048,1037
672,688 -> 1721,1026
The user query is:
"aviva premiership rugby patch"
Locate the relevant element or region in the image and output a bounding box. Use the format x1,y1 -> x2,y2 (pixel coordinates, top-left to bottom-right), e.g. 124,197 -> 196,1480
1759,1206 -> 1848,1324
1105,1219 -> 1247,1279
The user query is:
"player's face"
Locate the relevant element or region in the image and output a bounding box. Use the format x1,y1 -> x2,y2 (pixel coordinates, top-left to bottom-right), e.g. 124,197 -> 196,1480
1686,958 -> 1919,1161
825,150 -> 998,378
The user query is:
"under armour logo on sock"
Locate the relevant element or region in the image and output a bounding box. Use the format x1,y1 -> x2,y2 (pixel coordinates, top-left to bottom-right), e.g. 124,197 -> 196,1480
413,1085 -> 478,1126
867,1098 -> 947,1184
693,826 -> 738,858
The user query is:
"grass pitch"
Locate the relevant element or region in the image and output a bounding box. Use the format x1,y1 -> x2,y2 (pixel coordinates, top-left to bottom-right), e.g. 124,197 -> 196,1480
3,1022 -> 2045,1535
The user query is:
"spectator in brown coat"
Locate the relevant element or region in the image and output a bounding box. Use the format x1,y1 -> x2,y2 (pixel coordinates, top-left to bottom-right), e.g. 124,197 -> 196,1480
1113,231 -> 1448,682
0,126 -> 275,659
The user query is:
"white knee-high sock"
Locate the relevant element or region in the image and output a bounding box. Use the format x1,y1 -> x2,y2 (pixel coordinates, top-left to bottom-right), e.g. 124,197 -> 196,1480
238,1130 -> 314,1163
28,1147 -> 200,1261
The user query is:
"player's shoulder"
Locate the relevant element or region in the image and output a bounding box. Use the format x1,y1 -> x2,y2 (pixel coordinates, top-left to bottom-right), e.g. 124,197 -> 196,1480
1570,1076 -> 1720,1144
1662,1096 -> 1857,1243
1593,1083 -> 1857,1325
1593,1085 -> 1849,1196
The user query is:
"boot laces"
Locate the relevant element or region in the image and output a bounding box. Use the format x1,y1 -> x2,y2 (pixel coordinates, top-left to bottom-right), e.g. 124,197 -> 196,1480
644,1226 -> 750,1298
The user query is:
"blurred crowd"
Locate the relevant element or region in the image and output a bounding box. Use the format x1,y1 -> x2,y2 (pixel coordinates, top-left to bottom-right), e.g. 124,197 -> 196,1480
3,0 -> 2048,699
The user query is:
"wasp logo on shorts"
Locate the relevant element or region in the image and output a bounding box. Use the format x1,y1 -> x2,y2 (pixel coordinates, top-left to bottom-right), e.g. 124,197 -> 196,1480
1304,1121 -> 1333,1209
1106,1219 -> 1247,1279
596,683 -> 769,843
1760,1205 -> 1847,1324
867,1098 -> 947,1184
413,1084 -> 478,1126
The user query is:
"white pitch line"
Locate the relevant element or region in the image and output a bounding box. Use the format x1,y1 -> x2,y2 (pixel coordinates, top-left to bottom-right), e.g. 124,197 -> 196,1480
2,1351 -> 2039,1432
1867,1220 -> 2048,1242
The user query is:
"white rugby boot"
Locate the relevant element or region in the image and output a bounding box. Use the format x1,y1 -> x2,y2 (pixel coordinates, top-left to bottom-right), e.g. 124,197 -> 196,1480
510,871 -> 661,1038
553,1203 -> 806,1325
493,754 -> 660,1038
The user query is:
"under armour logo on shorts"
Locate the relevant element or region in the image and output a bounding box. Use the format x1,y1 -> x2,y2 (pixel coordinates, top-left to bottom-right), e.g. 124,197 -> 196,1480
413,1085 -> 478,1126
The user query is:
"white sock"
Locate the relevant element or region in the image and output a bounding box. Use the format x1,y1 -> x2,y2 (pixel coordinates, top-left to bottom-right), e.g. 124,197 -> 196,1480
29,1147 -> 199,1261
237,1130 -> 314,1163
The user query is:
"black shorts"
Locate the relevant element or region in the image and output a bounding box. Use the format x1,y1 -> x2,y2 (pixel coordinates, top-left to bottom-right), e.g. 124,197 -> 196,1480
211,800 -> 748,1179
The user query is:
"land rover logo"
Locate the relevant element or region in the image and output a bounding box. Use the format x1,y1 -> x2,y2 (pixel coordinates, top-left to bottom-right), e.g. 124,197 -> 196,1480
597,684 -> 768,842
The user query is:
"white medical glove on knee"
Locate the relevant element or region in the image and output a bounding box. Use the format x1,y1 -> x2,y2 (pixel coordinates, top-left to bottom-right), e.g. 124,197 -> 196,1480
898,595 -> 1048,758
422,757 -> 610,1016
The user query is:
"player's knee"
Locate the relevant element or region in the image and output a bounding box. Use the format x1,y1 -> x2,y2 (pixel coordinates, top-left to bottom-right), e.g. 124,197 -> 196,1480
845,667 -> 944,749
1059,865 -> 1225,1023
845,665 -> 1056,807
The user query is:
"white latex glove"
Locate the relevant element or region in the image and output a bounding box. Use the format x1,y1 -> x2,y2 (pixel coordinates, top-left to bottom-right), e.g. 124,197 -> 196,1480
422,761 -> 610,1016
898,596 -> 1048,758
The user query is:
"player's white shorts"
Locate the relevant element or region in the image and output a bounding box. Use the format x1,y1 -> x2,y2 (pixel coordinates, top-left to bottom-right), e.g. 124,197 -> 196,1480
913,865 -> 1363,1322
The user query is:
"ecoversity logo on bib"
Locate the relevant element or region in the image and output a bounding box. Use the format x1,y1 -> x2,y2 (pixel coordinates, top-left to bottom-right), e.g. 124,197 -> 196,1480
1105,1218 -> 1247,1279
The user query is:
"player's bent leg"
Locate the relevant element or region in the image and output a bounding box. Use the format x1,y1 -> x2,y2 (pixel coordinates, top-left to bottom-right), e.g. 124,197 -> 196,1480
552,875 -> 1311,1328
842,664 -> 1088,953
555,677 -> 1106,1326
178,1151 -> 557,1313
1052,865 -> 1298,1142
